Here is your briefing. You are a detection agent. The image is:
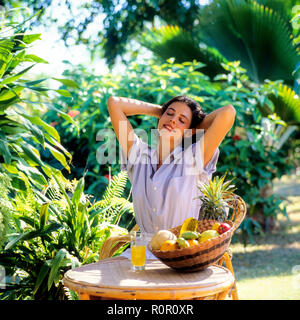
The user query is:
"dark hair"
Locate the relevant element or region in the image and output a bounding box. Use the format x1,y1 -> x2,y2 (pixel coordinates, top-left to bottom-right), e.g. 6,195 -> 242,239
160,95 -> 206,129
158,95 -> 207,148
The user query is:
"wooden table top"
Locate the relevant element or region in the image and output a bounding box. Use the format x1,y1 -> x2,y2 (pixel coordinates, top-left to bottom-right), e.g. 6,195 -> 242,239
63,257 -> 234,300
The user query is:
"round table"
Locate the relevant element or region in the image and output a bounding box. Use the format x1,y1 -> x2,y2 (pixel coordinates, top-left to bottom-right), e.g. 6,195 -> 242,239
63,257 -> 234,300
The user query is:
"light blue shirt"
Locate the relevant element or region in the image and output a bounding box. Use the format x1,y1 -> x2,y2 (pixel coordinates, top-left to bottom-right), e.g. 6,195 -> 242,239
119,133 -> 219,259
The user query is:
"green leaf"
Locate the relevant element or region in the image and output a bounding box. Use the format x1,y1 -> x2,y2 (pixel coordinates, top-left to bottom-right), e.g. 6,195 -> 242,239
45,142 -> 71,173
0,64 -> 36,86
33,261 -> 51,295
39,222 -> 61,237
17,161 -> 48,187
5,231 -> 31,250
0,39 -> 14,78
24,54 -> 49,64
20,33 -> 42,45
0,86 -> 24,101
18,115 -> 45,147
48,249 -> 67,290
72,177 -> 85,208
3,163 -> 18,174
55,89 -> 72,97
20,113 -> 61,143
20,143 -> 43,167
44,133 -> 72,160
43,102 -> 79,131
51,171 -> 72,209
0,132 -> 12,164
58,112 -> 79,131
39,202 -> 50,229
53,78 -> 79,88
17,216 -> 38,228
21,78 -> 48,86
6,222 -> 61,250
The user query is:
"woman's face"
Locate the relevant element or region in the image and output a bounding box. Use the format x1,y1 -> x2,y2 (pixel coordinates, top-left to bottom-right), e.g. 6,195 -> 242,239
157,102 -> 193,143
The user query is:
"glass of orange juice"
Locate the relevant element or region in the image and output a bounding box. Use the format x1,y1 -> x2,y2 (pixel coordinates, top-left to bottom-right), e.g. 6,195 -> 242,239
130,231 -> 146,270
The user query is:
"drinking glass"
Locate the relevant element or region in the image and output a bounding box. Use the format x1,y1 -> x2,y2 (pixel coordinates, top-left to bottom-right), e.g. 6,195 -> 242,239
130,231 -> 146,270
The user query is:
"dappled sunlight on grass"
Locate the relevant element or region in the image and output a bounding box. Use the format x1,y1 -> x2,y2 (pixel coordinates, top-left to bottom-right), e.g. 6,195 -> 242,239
236,274 -> 300,300
228,174 -> 300,299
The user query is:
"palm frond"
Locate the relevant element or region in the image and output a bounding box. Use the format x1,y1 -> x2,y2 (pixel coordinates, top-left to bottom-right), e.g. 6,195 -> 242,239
258,83 -> 300,125
139,24 -> 228,79
198,0 -> 300,83
0,39 -> 14,78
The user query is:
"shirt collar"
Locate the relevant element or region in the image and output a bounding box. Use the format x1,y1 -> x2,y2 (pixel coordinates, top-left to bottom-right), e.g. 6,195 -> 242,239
150,143 -> 184,162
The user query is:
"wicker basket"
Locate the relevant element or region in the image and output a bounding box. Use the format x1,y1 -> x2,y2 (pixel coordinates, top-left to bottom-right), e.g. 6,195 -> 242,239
149,219 -> 234,272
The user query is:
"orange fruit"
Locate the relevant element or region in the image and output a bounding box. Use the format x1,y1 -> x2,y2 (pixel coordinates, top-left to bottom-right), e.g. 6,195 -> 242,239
160,240 -> 178,251
187,239 -> 199,247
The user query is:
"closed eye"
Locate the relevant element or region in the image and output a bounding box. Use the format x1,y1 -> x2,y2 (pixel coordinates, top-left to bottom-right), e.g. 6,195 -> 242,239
166,112 -> 185,124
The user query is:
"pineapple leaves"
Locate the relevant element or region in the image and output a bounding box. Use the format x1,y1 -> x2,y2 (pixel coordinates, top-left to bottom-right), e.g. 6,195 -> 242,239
196,172 -> 237,221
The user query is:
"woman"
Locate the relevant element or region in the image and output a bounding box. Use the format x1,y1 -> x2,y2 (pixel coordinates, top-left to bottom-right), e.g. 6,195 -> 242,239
107,95 -> 236,258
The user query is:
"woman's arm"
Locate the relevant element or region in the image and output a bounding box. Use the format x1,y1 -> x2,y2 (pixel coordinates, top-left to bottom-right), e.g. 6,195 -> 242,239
108,96 -> 162,118
196,105 -> 235,131
196,104 -> 236,167
107,96 -> 162,159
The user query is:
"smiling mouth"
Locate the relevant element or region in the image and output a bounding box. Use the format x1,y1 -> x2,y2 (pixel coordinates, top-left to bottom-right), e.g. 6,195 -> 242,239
163,125 -> 175,132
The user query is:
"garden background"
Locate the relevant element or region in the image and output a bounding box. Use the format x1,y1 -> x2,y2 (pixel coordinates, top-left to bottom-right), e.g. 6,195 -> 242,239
0,0 -> 299,300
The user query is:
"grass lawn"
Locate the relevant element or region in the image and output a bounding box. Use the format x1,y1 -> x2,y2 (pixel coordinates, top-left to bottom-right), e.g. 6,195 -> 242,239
229,170 -> 300,300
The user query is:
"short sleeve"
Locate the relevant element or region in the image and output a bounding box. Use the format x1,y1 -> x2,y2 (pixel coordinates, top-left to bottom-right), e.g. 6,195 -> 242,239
191,140 -> 220,178
204,147 -> 219,177
120,133 -> 148,181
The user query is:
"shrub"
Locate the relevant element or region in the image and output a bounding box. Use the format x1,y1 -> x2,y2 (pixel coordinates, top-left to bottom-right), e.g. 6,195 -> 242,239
0,169 -> 133,300
0,10 -> 77,192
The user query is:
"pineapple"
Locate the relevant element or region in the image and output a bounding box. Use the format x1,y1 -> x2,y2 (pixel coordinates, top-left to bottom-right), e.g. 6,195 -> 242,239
195,173 -> 237,221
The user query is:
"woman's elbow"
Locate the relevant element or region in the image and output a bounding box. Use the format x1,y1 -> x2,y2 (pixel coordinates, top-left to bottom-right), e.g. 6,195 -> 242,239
107,96 -> 119,109
107,96 -> 114,107
225,104 -> 236,115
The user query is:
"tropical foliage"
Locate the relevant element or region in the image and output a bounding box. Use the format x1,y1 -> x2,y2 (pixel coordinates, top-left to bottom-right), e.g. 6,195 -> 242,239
0,170 -> 133,300
142,0 -> 299,81
139,0 -> 300,124
0,11 -> 78,193
0,10 -> 134,300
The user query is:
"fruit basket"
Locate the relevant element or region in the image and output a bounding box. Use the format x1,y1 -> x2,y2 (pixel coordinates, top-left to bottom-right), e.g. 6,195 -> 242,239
149,219 -> 234,272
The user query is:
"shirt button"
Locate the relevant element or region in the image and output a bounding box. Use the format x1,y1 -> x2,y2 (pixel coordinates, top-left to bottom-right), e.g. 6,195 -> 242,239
153,208 -> 156,212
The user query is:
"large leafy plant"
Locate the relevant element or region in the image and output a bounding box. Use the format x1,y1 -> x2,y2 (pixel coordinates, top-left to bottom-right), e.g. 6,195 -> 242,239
0,10 -> 77,192
140,0 -> 300,85
0,170 -> 133,300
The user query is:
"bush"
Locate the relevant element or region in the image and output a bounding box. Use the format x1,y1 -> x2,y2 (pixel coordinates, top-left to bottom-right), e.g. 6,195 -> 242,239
0,169 -> 133,300
0,10 -> 77,192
